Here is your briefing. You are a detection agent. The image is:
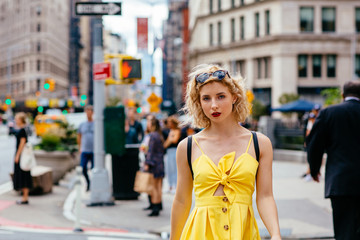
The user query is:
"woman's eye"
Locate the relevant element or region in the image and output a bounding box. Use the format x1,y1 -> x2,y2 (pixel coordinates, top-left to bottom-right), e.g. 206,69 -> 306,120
218,95 -> 225,99
202,97 -> 210,101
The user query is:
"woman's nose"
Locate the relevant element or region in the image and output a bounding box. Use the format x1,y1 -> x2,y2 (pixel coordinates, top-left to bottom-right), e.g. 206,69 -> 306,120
211,99 -> 218,110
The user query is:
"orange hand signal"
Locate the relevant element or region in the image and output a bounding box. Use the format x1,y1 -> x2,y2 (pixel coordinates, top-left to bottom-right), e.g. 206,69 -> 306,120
122,61 -> 132,78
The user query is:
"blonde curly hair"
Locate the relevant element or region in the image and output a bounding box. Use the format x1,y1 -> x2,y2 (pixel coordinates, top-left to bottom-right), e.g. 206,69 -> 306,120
182,64 -> 249,129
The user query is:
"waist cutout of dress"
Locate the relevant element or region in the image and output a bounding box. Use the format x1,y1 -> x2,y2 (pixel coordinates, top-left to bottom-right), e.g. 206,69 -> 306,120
195,194 -> 252,207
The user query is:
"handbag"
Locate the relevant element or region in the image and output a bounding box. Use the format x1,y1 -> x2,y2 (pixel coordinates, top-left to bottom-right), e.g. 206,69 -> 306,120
20,142 -> 37,171
133,170 -> 154,194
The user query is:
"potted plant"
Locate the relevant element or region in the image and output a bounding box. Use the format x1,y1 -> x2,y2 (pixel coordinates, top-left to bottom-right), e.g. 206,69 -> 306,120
34,122 -> 78,184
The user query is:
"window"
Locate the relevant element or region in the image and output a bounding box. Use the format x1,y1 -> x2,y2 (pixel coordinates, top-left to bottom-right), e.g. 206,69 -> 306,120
255,12 -> 259,37
37,42 -> 41,52
231,0 -> 235,8
209,0 -> 213,13
37,23 -> 41,32
322,7 -> 336,32
37,78 -> 40,91
312,55 -> 322,77
231,18 -> 235,42
298,55 -> 308,77
240,0 -> 244,6
264,57 -> 271,78
257,58 -> 262,79
300,7 -> 314,32
240,16 -> 245,40
209,24 -> 214,46
218,21 -> 222,45
218,0 -> 221,12
356,55 -> 360,78
327,55 -> 336,77
265,10 -> 270,35
236,60 -> 246,77
37,60 -> 41,71
356,8 -> 360,33
36,6 -> 41,16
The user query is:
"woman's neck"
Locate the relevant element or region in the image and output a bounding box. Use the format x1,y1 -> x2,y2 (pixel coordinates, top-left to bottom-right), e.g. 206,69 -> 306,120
205,118 -> 244,138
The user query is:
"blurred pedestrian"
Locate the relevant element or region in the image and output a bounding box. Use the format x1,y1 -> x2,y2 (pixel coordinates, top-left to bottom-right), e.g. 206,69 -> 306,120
302,104 -> 321,181
163,115 -> 181,193
307,81 -> 360,240
144,118 -> 165,217
141,114 -> 155,210
170,64 -> 281,239
77,105 -> 94,191
125,107 -> 144,145
161,118 -> 170,141
13,112 -> 32,204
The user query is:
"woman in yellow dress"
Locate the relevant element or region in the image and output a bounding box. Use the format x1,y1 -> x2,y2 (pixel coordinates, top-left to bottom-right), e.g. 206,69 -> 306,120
170,64 -> 281,240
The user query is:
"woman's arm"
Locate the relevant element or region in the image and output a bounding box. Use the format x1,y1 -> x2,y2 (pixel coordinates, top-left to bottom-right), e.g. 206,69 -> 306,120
145,133 -> 156,167
15,137 -> 27,164
170,138 -> 193,240
255,133 -> 281,240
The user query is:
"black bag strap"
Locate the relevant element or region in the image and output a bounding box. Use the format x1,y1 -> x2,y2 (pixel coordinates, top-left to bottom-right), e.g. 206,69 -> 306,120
187,136 -> 194,179
251,131 -> 260,162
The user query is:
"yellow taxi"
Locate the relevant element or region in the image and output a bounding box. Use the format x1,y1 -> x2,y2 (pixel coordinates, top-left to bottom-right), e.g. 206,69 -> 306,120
34,114 -> 67,136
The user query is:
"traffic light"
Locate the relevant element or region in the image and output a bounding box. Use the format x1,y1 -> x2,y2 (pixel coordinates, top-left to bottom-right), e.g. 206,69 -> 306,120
44,78 -> 55,91
5,98 -> 11,105
49,79 -> 55,91
120,59 -> 142,81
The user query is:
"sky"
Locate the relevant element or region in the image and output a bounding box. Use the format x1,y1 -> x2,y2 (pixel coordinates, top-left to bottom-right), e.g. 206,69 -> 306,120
103,0 -> 169,56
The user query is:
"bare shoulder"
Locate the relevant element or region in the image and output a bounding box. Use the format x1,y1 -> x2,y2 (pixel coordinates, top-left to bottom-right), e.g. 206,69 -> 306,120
177,137 -> 188,152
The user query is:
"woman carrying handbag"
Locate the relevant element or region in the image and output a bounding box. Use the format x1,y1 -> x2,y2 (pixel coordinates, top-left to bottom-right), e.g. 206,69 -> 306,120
13,112 -> 33,205
143,118 -> 165,217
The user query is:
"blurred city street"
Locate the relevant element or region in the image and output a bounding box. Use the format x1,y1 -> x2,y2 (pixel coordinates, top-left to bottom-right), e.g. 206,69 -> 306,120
0,125 -> 334,239
1,0 -> 359,239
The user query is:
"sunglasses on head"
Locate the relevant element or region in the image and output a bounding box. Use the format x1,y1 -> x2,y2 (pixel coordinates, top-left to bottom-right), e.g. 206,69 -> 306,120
195,70 -> 231,84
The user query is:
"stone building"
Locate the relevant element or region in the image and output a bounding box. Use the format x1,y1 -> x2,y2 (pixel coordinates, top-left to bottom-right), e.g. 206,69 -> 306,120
189,0 -> 360,107
0,0 -> 70,104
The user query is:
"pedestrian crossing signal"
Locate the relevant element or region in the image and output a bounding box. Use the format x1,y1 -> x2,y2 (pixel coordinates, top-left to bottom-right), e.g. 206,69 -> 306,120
120,59 -> 142,80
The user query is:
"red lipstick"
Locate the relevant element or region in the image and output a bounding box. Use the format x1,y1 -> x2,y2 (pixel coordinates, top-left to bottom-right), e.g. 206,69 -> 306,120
212,112 -> 221,117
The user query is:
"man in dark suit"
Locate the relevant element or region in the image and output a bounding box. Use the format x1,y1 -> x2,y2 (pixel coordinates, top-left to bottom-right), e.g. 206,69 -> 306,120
306,81 -> 360,240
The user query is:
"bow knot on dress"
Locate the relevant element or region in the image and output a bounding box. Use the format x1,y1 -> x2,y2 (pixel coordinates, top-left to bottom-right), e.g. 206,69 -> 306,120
220,174 -> 229,186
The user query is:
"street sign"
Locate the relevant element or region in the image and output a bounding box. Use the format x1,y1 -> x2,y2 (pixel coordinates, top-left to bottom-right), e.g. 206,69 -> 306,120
93,62 -> 111,80
75,2 -> 122,16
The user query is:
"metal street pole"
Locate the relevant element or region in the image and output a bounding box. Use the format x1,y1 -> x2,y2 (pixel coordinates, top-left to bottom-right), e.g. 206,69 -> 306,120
88,16 -> 113,206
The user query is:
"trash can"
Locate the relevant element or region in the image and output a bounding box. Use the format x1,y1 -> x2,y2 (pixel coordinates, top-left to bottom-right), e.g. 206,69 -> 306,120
111,146 -> 140,200
104,106 -> 138,199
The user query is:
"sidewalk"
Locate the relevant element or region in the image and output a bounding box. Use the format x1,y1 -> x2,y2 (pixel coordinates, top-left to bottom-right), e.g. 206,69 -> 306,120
0,160 -> 334,239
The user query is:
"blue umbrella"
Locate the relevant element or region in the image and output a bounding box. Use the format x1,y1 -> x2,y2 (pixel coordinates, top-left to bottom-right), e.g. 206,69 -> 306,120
271,99 -> 318,112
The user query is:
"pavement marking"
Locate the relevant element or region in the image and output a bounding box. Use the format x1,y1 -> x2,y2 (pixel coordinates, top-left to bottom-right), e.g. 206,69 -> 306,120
0,229 -> 14,234
0,182 -> 12,195
63,187 -> 91,225
88,237 -> 137,240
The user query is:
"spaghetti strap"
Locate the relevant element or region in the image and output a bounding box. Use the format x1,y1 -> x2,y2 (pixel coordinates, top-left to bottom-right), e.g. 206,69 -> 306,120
192,136 -> 204,155
245,133 -> 253,153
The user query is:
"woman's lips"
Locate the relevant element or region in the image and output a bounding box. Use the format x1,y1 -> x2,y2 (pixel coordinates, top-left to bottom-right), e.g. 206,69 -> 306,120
212,112 -> 221,117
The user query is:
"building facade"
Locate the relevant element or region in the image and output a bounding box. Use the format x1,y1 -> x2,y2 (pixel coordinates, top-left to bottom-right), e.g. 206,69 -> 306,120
163,0 -> 189,109
0,0 -> 70,106
189,0 -> 360,108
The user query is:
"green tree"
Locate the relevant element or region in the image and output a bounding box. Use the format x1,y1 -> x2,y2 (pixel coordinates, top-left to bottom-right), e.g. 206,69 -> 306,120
321,88 -> 342,106
251,99 -> 267,120
278,93 -> 300,105
107,96 -> 122,107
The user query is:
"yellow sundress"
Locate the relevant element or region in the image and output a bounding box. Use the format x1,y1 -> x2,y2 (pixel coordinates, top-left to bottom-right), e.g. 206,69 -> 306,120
180,134 -> 261,240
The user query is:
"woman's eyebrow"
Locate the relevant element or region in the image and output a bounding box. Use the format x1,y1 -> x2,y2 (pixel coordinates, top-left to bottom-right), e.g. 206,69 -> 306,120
201,92 -> 226,97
